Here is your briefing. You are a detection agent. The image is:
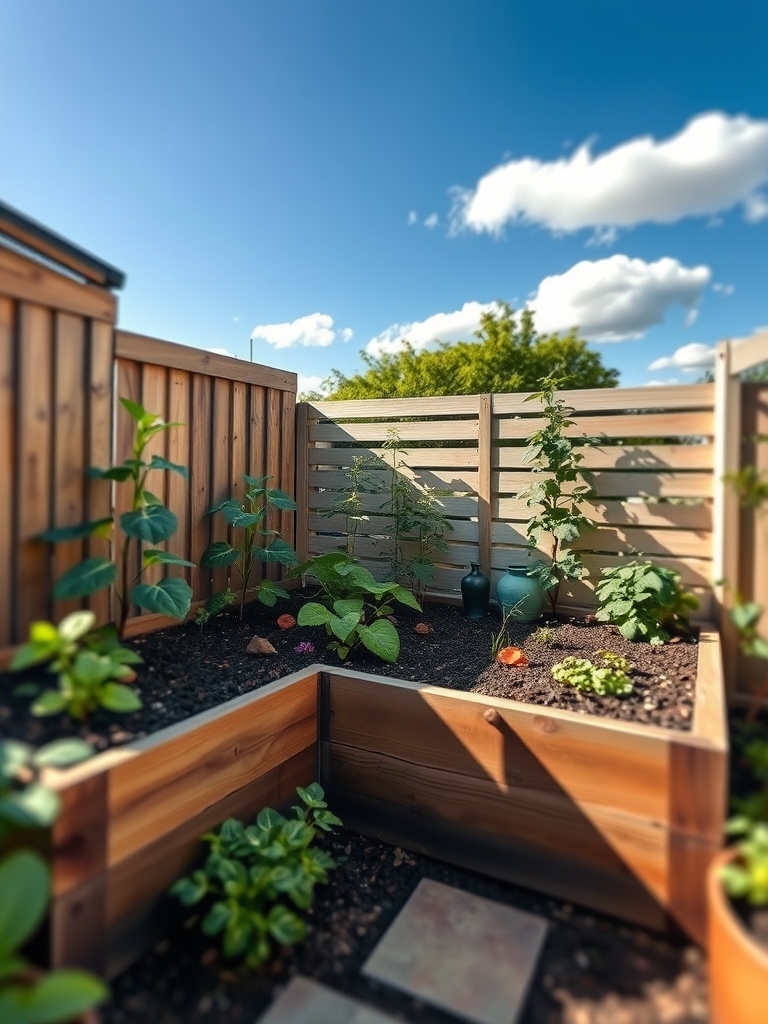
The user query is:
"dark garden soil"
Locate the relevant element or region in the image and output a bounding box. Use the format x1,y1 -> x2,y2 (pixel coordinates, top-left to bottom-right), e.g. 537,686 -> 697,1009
0,592 -> 698,751
101,827 -> 708,1024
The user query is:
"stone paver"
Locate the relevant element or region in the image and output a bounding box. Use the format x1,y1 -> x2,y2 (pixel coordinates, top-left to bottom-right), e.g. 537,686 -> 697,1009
255,975 -> 399,1024
362,878 -> 548,1024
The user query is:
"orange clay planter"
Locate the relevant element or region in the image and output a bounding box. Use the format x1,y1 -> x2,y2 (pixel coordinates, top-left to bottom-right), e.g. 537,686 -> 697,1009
707,848 -> 768,1024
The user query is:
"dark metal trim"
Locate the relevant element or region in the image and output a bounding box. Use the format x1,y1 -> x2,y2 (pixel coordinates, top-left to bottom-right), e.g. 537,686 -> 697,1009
0,200 -> 126,289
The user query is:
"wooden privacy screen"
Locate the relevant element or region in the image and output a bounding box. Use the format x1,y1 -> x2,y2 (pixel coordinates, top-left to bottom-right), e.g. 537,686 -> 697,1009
299,385 -> 716,618
115,332 -> 297,634
0,245 -> 115,647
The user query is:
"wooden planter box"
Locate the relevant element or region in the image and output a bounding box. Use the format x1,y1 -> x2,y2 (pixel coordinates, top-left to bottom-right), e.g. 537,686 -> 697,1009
45,627 -> 726,978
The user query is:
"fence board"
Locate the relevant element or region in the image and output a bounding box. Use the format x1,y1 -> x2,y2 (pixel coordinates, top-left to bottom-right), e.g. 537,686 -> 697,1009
166,369 -> 191,586
0,297 -> 14,645
189,373 -> 213,602
492,383 -> 714,415
496,411 -> 714,440
495,444 -> 714,471
311,419 -> 478,443
86,321 -> 114,624
496,470 -> 713,499
140,364 -> 169,587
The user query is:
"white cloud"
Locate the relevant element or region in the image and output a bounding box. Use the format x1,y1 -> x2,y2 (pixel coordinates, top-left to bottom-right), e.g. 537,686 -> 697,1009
648,342 -> 717,373
250,312 -> 351,349
424,213 -> 439,229
366,301 -> 502,357
713,282 -> 735,296
207,346 -> 237,358
407,210 -> 418,225
684,308 -> 699,328
452,112 -> 768,236
646,378 -> 681,386
528,255 -> 711,341
297,374 -> 328,397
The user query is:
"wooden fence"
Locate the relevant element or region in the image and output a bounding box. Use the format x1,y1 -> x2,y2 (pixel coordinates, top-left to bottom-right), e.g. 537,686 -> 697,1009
0,236 -> 297,652
298,386 -> 717,621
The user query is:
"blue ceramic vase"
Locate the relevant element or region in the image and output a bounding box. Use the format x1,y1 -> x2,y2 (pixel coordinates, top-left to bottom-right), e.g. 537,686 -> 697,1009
495,566 -> 545,622
461,563 -> 490,619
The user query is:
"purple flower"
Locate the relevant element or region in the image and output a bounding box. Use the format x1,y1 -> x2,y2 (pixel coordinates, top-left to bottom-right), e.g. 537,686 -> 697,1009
294,641 -> 315,654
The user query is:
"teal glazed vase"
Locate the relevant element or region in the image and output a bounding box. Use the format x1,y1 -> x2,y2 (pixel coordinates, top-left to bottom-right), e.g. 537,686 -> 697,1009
460,563 -> 490,619
496,566 -> 545,622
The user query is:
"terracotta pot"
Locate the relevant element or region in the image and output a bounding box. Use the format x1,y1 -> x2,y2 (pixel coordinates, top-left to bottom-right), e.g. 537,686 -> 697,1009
708,847 -> 768,1024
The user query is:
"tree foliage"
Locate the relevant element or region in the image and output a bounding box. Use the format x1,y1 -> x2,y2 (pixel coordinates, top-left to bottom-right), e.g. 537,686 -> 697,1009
314,306 -> 619,400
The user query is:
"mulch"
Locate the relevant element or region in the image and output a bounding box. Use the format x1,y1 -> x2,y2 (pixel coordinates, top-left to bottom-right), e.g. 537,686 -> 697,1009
101,827 -> 708,1024
0,592 -> 698,752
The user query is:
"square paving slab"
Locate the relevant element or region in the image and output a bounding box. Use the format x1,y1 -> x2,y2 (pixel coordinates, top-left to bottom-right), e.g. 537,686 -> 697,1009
362,878 -> 548,1024
255,975 -> 399,1024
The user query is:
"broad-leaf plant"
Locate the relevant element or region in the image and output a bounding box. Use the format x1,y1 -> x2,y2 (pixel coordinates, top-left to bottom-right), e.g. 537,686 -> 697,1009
595,560 -> 698,644
291,551 -> 420,663
39,398 -> 194,637
171,784 -> 341,969
517,374 -> 594,615
197,475 -> 297,623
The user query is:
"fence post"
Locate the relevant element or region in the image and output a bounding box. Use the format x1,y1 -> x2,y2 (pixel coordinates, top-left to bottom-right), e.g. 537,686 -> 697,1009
713,340 -> 741,694
295,402 -> 309,564
478,394 -> 492,579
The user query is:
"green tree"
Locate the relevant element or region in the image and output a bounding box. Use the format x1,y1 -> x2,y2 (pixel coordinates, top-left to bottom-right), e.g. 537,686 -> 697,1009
315,306 -> 618,400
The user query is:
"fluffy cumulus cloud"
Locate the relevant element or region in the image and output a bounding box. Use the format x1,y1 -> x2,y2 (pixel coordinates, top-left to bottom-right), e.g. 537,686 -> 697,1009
452,112 -> 768,237
250,313 -> 352,350
647,342 -> 717,373
528,255 -> 711,341
297,374 -> 328,397
207,346 -> 237,358
366,301 -> 502,357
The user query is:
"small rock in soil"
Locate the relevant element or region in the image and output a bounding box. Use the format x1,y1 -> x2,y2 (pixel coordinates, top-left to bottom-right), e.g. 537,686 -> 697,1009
247,636 -> 277,655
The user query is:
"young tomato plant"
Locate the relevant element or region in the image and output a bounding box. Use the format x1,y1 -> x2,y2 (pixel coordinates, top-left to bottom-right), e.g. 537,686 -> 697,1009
40,398 -> 194,637
517,374 -> 594,616
170,784 -> 341,969
594,560 -> 698,644
198,475 -> 297,623
291,551 -> 420,663
320,454 -> 384,559
11,611 -> 143,720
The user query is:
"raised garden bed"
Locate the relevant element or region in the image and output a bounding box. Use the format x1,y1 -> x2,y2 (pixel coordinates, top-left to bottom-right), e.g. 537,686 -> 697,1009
31,606 -> 726,981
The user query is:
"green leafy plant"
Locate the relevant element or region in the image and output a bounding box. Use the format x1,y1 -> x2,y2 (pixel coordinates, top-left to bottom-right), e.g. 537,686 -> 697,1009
732,734 -> 768,822
0,738 -> 93,838
0,737 -> 106,1023
517,374 -> 594,615
551,651 -> 633,696
10,610 -> 143,720
595,560 -> 698,644
532,625 -> 558,645
170,783 -> 341,968
731,601 -> 768,660
381,429 -> 452,602
291,551 -> 420,662
198,475 -> 297,623
320,455 -> 383,559
724,466 -> 768,510
721,818 -> 768,907
40,398 -> 194,637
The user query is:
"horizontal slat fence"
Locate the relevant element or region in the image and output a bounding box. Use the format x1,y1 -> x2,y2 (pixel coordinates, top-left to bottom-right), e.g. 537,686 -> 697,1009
300,384 -> 716,619
115,332 -> 297,633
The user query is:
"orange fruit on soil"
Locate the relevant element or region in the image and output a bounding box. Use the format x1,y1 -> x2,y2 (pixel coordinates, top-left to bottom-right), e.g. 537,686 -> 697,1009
496,645 -> 528,667
277,614 -> 296,629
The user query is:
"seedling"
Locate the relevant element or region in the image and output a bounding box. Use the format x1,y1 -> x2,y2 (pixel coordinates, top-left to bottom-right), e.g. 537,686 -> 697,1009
11,611 -> 142,720
551,652 -> 633,696
532,625 -> 558,645
171,784 -> 341,968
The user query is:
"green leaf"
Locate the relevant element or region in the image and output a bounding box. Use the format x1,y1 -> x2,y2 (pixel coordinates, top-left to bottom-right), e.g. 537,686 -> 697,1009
201,901 -> 231,936
4,969 -> 108,1023
33,739 -> 93,769
200,542 -> 240,568
333,598 -> 364,618
143,549 -> 196,568
31,691 -> 68,717
170,871 -> 209,905
53,558 -> 118,600
329,612 -> 361,642
266,488 -> 297,511
0,740 -> 33,780
297,602 -> 332,627
5,783 -> 60,828
121,504 -> 178,543
119,397 -> 147,421
148,454 -> 188,478
99,683 -> 142,713
257,807 -> 286,830
313,809 -> 342,832
257,539 -> 298,565
57,610 -> 97,643
210,499 -> 263,528
390,585 -> 421,611
0,851 -> 49,955
267,904 -> 306,945
36,518 -> 114,543
297,782 -> 326,807
132,577 -> 192,618
87,464 -> 134,482
356,618 -> 400,663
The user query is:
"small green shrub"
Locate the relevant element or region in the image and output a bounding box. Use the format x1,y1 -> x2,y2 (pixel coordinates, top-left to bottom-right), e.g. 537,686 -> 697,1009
531,625 -> 558,645
198,475 -> 297,623
291,551 -> 420,663
320,455 -> 383,559
551,651 -> 633,696
721,818 -> 768,907
171,784 -> 341,968
41,398 -> 194,637
11,611 -> 143,720
595,560 -> 698,644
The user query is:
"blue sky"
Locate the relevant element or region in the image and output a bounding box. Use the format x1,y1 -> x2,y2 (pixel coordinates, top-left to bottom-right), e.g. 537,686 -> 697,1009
1,0 -> 766,391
